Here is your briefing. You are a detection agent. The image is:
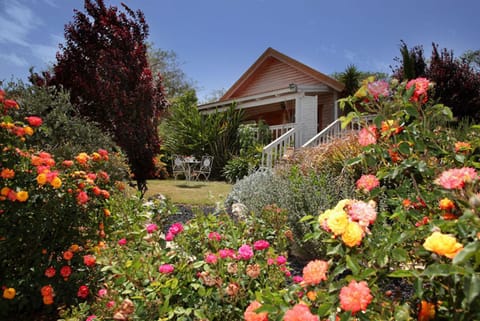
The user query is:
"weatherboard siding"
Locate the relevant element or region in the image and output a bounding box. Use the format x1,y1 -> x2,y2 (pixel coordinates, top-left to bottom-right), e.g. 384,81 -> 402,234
233,57 -> 320,98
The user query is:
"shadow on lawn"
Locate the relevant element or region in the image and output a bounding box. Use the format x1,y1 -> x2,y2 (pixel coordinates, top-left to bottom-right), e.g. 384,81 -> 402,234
174,183 -> 207,189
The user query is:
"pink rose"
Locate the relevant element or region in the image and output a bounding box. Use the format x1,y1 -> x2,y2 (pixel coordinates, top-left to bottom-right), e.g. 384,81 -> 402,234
208,231 -> 222,241
358,125 -> 377,147
118,238 -> 127,246
158,264 -> 174,274
253,240 -> 270,251
97,289 -> 107,297
219,248 -> 235,259
165,231 -> 174,241
146,223 -> 158,234
168,222 -> 184,235
276,255 -> 287,265
205,253 -> 218,264
238,244 -> 254,260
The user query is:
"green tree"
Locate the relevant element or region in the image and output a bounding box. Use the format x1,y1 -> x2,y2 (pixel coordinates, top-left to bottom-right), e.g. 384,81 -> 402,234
460,49 -> 480,71
147,43 -> 195,100
391,40 -> 427,80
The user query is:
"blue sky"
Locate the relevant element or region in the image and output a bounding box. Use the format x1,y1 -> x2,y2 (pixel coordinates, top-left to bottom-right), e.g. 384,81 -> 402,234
1,0 -> 479,101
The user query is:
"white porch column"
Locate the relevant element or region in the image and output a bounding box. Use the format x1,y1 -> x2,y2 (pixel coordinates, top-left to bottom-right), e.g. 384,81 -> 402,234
333,91 -> 338,120
295,94 -> 318,147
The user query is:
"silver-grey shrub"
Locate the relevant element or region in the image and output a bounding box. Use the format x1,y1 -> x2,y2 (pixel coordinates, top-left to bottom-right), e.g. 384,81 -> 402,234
225,166 -> 358,261
225,168 -> 293,214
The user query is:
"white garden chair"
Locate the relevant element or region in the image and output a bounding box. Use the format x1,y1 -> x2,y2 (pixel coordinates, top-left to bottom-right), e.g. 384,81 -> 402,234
192,155 -> 214,181
172,155 -> 186,180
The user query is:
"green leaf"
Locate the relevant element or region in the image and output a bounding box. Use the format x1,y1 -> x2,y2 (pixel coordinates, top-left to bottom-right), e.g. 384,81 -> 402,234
316,302 -> 334,317
423,264 -> 461,278
414,278 -> 424,298
299,215 -> 314,223
392,248 -> 409,262
346,156 -> 363,166
455,154 -> 466,163
464,273 -> 480,305
398,141 -> 411,155
197,285 -> 206,297
405,106 -> 419,118
192,261 -> 205,269
388,270 -> 415,278
453,241 -> 480,265
346,255 -> 361,276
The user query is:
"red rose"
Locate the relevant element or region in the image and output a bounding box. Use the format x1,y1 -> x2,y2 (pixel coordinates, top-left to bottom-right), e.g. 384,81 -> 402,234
77,285 -> 89,299
25,116 -> 43,127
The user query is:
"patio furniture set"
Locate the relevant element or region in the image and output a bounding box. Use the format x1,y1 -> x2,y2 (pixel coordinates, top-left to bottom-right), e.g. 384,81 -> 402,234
172,155 -> 214,181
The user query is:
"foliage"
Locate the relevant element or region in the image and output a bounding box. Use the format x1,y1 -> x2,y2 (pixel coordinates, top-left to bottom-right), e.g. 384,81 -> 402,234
147,43 -> 195,100
59,195 -> 294,321
460,49 -> 480,72
392,42 -> 480,121
225,169 -> 291,214
226,135 -> 363,260
391,40 -> 427,80
31,0 -> 168,191
331,64 -> 389,98
0,90 -> 126,320
160,90 -> 244,179
428,44 -> 480,121
223,123 -> 268,183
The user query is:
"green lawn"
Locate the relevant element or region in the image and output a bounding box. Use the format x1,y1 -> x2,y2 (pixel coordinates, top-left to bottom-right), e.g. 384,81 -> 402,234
144,179 -> 232,206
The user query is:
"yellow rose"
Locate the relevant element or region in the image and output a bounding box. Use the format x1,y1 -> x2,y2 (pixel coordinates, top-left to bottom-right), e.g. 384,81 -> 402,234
24,126 -> 34,136
318,209 -> 332,227
423,231 -> 463,259
50,176 -> 62,189
341,221 -> 364,247
334,199 -> 351,211
3,287 -> 16,300
16,190 -> 29,202
37,173 -> 47,185
327,209 -> 349,235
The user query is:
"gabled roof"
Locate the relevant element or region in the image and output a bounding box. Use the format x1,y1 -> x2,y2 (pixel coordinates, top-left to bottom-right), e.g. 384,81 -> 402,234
220,47 -> 344,101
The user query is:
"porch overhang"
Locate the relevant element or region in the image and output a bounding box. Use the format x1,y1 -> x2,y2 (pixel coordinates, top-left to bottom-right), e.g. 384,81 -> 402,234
198,84 -> 330,114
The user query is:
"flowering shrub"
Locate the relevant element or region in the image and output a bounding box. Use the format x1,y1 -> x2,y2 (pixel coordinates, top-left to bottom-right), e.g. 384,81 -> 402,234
241,77 -> 479,320
0,89 -> 125,319
58,195 -> 295,320
23,76 -> 480,320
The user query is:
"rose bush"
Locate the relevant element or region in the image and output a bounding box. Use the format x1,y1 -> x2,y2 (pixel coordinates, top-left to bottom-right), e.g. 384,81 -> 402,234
58,198 -> 294,320
0,89 -> 127,319
257,78 -> 479,320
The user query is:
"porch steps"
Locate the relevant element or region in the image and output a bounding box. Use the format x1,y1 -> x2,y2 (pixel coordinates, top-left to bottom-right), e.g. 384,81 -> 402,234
260,115 -> 375,168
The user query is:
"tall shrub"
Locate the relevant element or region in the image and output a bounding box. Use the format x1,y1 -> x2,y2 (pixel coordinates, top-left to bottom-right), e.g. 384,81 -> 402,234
160,90 -> 244,179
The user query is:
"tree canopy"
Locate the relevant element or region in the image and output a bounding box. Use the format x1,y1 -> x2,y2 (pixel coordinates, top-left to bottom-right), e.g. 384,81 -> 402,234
32,0 -> 168,192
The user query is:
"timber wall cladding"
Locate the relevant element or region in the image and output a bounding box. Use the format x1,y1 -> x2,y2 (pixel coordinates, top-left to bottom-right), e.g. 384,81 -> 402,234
234,57 -> 320,98
317,93 -> 334,128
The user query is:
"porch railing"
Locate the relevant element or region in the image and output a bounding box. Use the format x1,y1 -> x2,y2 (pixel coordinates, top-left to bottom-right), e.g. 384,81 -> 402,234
261,127 -> 296,168
268,123 -> 295,140
302,115 -> 376,148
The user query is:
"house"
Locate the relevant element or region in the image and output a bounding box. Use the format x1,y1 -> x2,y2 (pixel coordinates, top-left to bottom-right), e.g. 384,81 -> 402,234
197,47 -> 347,167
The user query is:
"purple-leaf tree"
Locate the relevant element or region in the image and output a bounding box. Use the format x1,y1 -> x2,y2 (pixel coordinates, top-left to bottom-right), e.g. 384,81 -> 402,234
39,0 -> 168,193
